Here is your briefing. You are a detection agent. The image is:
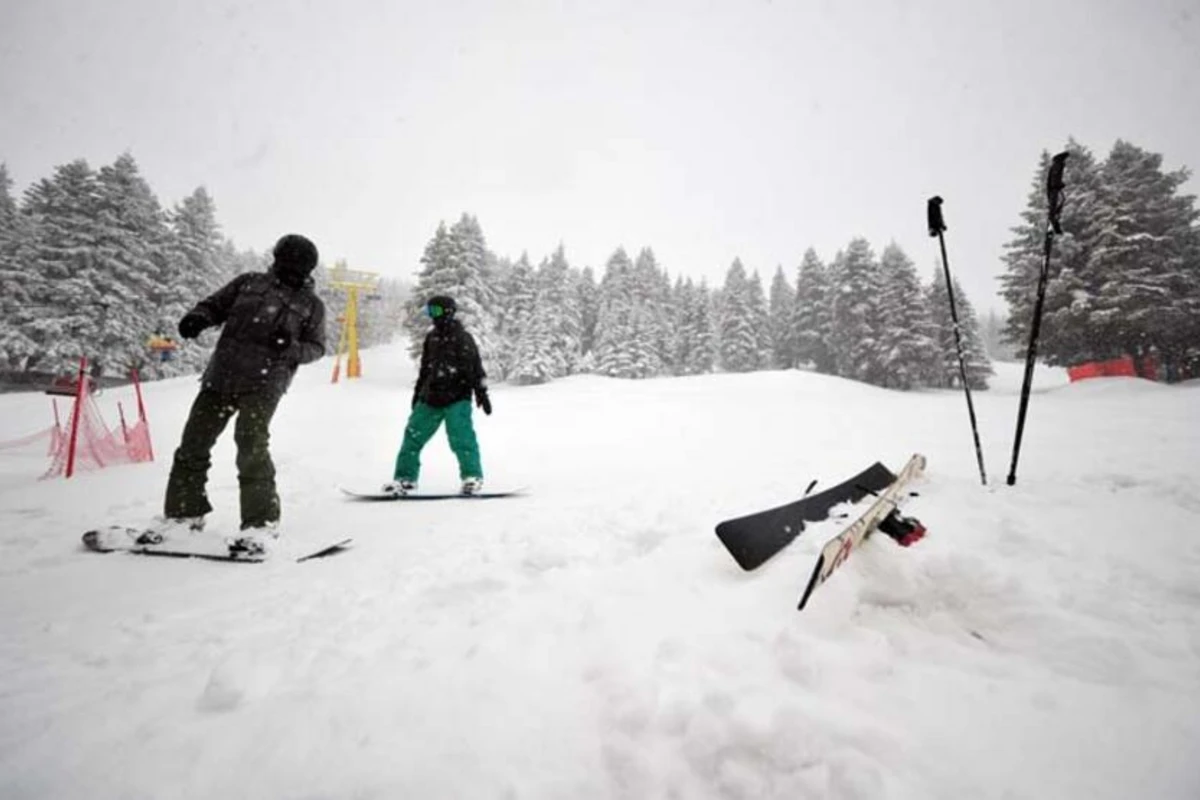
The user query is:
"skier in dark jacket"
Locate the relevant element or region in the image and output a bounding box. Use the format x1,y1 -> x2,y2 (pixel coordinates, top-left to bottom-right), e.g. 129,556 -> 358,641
383,295 -> 490,496
144,234 -> 327,555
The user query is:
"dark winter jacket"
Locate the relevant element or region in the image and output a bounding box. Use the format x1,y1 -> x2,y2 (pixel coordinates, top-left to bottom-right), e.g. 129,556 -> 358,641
191,267 -> 326,397
414,318 -> 486,408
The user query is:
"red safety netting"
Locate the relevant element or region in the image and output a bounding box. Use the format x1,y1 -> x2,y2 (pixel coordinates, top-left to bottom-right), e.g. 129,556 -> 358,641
41,358 -> 154,479
0,424 -> 61,454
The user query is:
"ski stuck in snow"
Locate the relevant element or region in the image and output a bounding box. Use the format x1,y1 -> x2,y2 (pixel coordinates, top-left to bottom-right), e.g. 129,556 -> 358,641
798,453 -> 927,610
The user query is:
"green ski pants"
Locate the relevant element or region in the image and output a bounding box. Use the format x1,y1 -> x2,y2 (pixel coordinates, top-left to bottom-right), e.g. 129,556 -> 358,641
164,388 -> 282,529
394,399 -> 482,482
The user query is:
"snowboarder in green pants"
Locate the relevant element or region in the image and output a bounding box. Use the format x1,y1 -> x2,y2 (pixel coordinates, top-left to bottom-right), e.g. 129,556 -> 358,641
384,295 -> 491,496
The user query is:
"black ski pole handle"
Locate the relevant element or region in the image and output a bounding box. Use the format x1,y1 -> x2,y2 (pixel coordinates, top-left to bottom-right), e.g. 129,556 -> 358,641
927,196 -> 947,237
1047,151 -> 1069,234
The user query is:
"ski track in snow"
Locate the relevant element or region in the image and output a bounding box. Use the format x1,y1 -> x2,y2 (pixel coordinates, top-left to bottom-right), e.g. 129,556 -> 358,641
1,346 -> 1198,799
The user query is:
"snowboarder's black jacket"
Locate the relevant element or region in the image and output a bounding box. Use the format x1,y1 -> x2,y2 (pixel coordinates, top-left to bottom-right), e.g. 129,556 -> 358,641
414,318 -> 486,408
190,267 -> 326,397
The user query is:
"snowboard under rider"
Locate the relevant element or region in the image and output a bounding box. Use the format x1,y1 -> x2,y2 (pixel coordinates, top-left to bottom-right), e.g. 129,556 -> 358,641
145,234 -> 327,555
384,295 -> 491,496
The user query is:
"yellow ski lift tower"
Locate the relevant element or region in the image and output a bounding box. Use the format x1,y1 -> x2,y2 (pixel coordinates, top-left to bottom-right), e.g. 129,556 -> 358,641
328,260 -> 381,383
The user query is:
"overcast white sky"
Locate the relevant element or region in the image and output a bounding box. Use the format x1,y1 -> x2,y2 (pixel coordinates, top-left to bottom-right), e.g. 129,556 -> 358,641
2,0 -> 1198,313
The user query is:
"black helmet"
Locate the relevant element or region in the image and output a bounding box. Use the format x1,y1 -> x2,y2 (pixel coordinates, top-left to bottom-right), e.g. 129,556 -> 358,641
426,295 -> 457,321
273,234 -> 319,286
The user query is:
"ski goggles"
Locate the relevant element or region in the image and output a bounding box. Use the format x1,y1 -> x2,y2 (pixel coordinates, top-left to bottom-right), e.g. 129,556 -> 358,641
425,303 -> 446,319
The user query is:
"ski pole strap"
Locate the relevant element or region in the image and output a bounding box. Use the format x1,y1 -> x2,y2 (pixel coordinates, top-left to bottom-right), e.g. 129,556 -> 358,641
926,196 -> 946,237
1047,151 -> 1069,234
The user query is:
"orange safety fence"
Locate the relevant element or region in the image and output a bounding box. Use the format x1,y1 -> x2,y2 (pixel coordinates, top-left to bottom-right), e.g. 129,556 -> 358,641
1067,356 -> 1159,382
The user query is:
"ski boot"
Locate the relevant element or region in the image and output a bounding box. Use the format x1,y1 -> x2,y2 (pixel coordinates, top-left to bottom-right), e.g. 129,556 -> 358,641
381,479 -> 417,497
460,477 -> 484,496
135,516 -> 206,546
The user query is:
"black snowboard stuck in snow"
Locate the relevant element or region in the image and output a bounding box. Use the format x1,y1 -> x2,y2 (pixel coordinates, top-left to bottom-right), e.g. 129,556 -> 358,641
715,462 -> 897,570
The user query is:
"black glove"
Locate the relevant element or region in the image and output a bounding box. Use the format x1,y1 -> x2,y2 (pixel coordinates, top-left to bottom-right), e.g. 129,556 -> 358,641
178,312 -> 208,340
270,329 -> 293,353
475,387 -> 492,416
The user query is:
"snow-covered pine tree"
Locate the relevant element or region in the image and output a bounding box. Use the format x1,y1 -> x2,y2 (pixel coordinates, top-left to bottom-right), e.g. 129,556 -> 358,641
1090,140 -> 1200,377
508,296 -> 556,385
592,248 -> 638,377
667,275 -> 687,376
827,238 -> 884,384
0,164 -> 38,370
877,243 -> 940,390
446,214 -> 499,367
93,153 -> 173,378
169,187 -> 229,303
928,268 -> 992,389
536,245 -> 583,377
790,248 -> 834,374
0,164 -> 14,235
954,278 -> 993,390
630,248 -> 666,377
506,246 -> 582,385
717,258 -> 761,372
166,187 -> 231,374
497,252 -> 537,380
767,265 -> 794,368
649,252 -> 677,375
673,278 -> 716,375
20,159 -> 104,374
405,215 -> 499,372
1000,142 -> 1104,366
655,265 -> 677,373
747,269 -> 772,368
405,222 -> 452,360
575,266 -> 600,363
1182,231 -> 1200,379
693,280 -> 717,374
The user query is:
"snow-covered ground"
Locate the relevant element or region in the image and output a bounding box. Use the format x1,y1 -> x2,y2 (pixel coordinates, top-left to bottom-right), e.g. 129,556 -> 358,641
1,345 -> 1198,799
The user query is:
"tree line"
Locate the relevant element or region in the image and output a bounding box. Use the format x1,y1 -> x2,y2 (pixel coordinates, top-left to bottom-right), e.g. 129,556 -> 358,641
406,215 -> 993,390
0,154 -> 404,384
17,138 -> 1187,394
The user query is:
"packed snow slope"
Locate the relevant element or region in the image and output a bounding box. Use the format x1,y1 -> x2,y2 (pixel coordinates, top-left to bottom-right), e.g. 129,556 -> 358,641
1,343 -> 1198,799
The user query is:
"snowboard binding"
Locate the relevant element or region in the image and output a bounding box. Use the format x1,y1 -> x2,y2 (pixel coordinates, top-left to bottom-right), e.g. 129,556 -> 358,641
877,509 -> 926,547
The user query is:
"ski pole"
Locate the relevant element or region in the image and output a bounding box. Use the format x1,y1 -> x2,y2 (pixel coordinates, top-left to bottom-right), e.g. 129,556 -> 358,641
1007,151 -> 1069,486
927,196 -> 988,486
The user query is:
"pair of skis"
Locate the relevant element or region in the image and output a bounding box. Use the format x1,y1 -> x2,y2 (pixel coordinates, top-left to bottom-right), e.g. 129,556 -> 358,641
715,454 -> 926,610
